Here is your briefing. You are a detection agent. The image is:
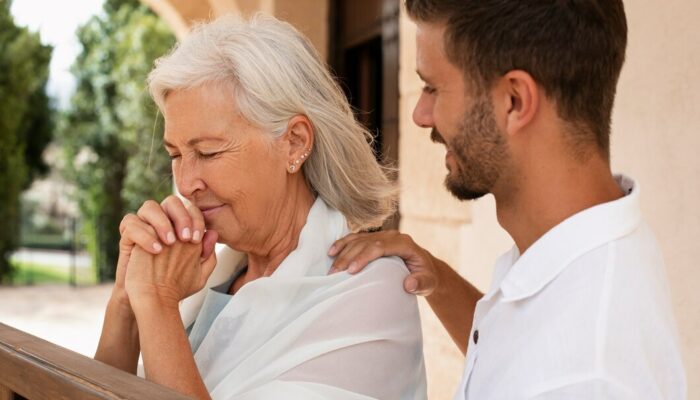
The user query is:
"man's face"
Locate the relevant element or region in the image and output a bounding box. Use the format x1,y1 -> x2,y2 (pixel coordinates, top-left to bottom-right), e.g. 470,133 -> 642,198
413,21 -> 509,200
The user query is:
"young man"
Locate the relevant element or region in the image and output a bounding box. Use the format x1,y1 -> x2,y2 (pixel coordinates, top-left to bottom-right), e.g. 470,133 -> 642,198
329,1 -> 686,398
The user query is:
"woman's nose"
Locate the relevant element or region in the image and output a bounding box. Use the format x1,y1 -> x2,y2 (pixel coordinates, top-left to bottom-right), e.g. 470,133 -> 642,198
412,92 -> 434,129
174,159 -> 205,197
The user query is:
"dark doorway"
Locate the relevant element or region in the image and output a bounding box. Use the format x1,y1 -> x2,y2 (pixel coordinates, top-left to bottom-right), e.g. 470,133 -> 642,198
330,0 -> 400,228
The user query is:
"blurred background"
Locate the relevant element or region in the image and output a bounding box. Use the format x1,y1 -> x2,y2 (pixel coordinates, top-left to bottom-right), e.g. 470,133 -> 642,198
0,0 -> 698,398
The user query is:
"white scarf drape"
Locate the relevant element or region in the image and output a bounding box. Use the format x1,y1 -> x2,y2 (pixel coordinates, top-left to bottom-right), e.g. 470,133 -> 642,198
179,198 -> 427,400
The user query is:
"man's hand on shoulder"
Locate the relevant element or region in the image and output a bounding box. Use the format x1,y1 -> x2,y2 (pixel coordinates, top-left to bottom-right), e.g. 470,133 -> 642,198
328,230 -> 439,296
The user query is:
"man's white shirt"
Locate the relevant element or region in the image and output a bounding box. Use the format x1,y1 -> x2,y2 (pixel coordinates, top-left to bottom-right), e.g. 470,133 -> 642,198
455,175 -> 686,399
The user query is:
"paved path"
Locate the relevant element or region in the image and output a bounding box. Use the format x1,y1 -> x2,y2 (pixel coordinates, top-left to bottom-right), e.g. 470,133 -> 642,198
0,284 -> 111,357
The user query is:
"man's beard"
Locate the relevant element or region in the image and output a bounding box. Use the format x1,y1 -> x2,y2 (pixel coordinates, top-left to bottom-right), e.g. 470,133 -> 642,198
434,96 -> 509,201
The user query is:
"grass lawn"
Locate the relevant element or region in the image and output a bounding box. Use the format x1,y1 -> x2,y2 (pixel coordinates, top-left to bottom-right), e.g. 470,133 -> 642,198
10,261 -> 97,286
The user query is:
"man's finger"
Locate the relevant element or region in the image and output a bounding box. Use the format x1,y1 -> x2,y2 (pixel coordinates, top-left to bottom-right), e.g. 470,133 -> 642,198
345,243 -> 387,274
330,240 -> 373,273
328,233 -> 361,256
403,272 -> 436,296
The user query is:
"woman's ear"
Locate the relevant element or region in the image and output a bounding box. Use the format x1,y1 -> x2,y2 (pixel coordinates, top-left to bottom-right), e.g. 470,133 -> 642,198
284,115 -> 315,173
499,70 -> 540,137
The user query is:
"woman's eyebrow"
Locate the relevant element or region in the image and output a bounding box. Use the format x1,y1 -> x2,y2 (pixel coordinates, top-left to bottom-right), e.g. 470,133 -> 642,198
162,137 -> 227,148
187,137 -> 227,146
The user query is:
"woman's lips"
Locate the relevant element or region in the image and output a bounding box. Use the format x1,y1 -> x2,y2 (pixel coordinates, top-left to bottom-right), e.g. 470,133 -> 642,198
199,205 -> 224,218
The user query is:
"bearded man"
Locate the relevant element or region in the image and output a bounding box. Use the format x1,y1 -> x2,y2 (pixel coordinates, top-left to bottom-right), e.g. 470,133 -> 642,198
329,1 -> 687,398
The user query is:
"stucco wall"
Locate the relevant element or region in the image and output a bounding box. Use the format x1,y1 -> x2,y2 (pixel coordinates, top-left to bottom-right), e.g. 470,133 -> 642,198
398,9 -> 474,398
398,1 -> 700,398
142,0 -> 328,59
611,2 -> 700,397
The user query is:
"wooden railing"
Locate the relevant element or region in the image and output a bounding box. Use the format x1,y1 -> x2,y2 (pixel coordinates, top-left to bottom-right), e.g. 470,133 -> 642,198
0,323 -> 191,399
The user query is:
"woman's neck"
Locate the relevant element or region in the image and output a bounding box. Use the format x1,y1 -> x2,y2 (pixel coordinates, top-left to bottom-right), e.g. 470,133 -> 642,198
240,180 -> 315,286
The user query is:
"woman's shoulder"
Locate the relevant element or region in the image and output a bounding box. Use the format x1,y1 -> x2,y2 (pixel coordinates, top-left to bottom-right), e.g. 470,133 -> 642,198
355,256 -> 409,282
343,256 -> 413,305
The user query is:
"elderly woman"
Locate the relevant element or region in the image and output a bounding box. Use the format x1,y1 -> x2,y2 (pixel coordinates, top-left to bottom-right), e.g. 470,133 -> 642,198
94,14 -> 426,400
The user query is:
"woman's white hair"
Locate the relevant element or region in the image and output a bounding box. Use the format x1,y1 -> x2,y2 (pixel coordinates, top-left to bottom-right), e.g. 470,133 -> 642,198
148,14 -> 397,231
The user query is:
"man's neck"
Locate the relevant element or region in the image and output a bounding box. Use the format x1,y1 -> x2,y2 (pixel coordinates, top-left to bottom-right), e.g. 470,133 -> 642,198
494,153 -> 624,254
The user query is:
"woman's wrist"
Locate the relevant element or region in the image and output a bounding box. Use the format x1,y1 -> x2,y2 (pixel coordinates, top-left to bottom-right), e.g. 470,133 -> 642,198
129,286 -> 181,316
108,288 -> 135,319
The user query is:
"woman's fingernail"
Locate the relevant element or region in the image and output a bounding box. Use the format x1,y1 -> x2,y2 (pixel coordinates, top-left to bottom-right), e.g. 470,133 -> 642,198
192,230 -> 201,242
328,245 -> 336,256
182,227 -> 191,240
167,231 -> 176,244
153,242 -> 163,252
347,261 -> 358,273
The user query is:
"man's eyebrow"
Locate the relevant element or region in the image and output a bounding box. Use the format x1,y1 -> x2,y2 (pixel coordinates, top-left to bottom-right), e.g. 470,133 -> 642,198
163,137 -> 227,148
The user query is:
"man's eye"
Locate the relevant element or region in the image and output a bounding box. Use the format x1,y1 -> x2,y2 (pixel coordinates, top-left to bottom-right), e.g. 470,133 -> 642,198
422,85 -> 436,94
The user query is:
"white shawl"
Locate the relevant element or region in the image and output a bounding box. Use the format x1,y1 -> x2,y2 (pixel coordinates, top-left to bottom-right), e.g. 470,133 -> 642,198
179,198 -> 427,400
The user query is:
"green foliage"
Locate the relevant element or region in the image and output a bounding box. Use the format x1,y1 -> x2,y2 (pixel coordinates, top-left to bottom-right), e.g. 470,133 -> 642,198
0,1 -> 54,282
58,2 -> 175,282
10,261 -> 97,286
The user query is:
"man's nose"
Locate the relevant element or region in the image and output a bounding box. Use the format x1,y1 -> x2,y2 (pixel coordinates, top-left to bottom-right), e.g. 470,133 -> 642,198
412,91 -> 434,129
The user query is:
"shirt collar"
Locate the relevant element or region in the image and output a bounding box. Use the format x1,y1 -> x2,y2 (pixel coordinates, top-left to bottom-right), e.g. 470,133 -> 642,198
498,174 -> 641,302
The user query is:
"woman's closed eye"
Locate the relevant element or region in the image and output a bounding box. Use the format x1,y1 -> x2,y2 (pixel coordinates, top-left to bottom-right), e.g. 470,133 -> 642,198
195,150 -> 221,160
168,150 -> 222,162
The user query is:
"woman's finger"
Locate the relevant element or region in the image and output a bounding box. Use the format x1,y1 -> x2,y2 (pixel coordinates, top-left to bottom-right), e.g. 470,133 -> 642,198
185,202 -> 206,243
137,200 -> 177,245
200,230 -> 218,260
199,249 -> 218,288
161,195 -> 194,242
120,219 -> 163,254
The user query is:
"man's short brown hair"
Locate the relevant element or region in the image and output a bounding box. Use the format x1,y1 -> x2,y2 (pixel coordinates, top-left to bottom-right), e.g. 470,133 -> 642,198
406,0 -> 628,155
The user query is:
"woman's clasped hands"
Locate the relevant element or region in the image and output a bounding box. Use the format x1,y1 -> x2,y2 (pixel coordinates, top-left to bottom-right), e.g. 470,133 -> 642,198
116,195 -> 219,310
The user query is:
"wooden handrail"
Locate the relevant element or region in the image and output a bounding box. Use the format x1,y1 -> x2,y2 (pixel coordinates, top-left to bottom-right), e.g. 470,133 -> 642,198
0,323 -> 191,399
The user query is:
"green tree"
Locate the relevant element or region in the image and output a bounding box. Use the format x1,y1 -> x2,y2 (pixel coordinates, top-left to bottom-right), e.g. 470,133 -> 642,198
0,0 -> 54,282
59,0 -> 175,282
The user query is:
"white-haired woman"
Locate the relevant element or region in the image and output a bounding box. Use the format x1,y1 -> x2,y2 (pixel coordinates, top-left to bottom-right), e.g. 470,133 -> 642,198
94,14 -> 427,400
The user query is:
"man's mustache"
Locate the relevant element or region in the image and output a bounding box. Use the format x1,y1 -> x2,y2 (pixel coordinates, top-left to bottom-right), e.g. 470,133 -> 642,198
430,128 -> 446,145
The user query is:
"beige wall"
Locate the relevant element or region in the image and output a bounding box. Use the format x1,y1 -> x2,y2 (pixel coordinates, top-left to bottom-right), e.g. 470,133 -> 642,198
612,1 -> 700,397
398,1 -> 700,399
142,0 -> 329,59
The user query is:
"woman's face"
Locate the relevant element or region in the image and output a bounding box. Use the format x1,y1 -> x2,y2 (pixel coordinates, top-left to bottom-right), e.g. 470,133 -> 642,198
162,83 -> 290,252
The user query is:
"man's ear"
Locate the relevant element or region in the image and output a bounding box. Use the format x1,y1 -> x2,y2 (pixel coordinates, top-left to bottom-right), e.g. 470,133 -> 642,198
499,70 -> 540,137
283,115 -> 315,173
